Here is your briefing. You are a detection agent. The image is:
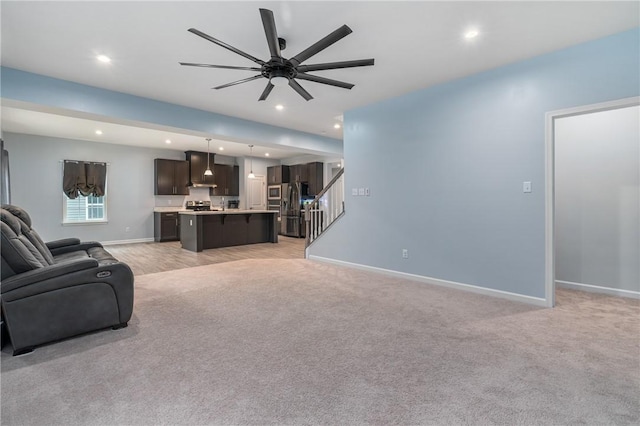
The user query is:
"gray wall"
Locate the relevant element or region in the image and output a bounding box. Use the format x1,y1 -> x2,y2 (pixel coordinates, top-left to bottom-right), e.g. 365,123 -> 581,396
308,28 -> 640,300
3,132 -> 184,242
555,105 -> 639,293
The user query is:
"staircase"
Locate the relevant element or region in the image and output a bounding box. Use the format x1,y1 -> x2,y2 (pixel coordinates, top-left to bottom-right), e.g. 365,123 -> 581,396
304,167 -> 345,251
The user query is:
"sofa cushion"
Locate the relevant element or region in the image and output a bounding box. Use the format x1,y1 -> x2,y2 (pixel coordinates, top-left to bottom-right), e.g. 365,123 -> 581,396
0,210 -> 49,278
2,205 -> 55,265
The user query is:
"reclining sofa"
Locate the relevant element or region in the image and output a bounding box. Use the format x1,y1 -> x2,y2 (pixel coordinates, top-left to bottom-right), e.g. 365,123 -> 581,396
1,204 -> 134,355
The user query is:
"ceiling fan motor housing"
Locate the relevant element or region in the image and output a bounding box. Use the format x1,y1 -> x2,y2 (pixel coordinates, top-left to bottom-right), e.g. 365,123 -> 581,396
262,60 -> 297,81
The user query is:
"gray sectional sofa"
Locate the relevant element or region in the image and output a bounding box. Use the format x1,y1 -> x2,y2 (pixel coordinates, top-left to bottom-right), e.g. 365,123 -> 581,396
1,204 -> 134,355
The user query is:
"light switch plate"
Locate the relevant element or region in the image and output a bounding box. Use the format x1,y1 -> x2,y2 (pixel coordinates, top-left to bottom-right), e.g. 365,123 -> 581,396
365,188 -> 370,196
523,181 -> 532,193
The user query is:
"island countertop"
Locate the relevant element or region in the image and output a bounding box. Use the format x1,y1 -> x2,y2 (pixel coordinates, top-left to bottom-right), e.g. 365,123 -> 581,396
179,209 -> 277,215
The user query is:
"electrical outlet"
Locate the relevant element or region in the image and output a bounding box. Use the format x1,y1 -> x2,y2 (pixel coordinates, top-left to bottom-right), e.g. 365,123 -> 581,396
125,227 -> 130,233
168,199 -> 172,205
402,249 -> 408,259
358,187 -> 365,196
352,188 -> 358,196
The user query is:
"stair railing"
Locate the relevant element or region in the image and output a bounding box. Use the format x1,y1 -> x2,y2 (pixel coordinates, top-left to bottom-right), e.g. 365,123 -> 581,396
305,167 -> 345,248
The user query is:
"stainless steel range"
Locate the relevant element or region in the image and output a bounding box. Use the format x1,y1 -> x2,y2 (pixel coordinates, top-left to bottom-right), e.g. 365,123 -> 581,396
185,200 -> 216,211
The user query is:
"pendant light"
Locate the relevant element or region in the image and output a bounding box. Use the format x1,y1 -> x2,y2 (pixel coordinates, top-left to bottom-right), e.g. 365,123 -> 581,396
247,145 -> 255,179
204,138 -> 213,176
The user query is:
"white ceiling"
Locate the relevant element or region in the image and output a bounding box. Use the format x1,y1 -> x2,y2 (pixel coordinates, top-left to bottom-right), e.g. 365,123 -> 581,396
1,1 -> 638,158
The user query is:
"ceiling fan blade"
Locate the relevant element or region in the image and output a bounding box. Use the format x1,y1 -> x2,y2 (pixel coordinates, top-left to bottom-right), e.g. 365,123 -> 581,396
179,62 -> 262,71
297,59 -> 375,72
213,75 -> 263,90
290,25 -> 352,66
259,9 -> 281,59
288,79 -> 313,101
295,73 -> 354,89
188,28 -> 265,65
258,82 -> 275,101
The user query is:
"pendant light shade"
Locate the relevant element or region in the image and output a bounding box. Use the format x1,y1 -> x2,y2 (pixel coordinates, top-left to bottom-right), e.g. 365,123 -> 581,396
204,138 -> 213,176
247,145 -> 255,179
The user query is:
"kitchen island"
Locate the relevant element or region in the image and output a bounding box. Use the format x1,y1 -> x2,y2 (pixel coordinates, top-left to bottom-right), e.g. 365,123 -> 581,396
179,210 -> 278,252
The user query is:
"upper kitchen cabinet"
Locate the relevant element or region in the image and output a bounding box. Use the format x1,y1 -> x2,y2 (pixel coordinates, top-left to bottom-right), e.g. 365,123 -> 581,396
289,164 -> 308,184
185,151 -> 216,187
306,162 -> 324,196
267,165 -> 290,184
211,164 -> 239,196
154,159 -> 189,195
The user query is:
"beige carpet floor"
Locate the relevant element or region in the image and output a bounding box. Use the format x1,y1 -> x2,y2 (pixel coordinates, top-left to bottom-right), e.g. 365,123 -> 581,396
2,259 -> 639,425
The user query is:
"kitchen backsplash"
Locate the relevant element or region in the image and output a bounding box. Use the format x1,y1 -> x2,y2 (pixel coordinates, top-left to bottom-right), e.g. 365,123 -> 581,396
154,187 -> 239,208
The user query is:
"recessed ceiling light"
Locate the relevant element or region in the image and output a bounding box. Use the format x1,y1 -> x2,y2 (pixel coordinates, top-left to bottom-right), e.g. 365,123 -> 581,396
464,30 -> 479,39
219,147 -> 224,151
275,104 -> 284,111
165,139 -> 171,144
334,123 -> 341,129
95,130 -> 103,135
96,55 -> 111,63
265,153 -> 270,157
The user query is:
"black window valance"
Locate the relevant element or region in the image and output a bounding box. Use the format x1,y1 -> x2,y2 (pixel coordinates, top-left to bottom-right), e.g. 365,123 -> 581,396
63,160 -> 107,199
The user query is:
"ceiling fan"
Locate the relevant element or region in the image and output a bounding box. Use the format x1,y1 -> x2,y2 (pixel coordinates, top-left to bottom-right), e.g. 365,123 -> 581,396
179,8 -> 375,101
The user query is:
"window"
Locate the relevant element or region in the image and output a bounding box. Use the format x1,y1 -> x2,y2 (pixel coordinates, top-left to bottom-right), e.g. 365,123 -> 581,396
63,194 -> 107,223
62,160 -> 108,224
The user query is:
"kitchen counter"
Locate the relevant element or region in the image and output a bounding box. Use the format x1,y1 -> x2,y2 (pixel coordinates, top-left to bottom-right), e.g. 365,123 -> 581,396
153,207 -> 186,212
180,210 -> 278,252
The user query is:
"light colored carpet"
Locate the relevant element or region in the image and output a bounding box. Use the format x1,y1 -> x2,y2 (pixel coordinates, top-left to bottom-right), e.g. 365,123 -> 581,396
2,259 -> 639,425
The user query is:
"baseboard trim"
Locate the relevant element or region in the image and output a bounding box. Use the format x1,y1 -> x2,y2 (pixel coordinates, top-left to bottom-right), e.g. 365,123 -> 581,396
556,280 -> 640,299
101,237 -> 154,246
308,255 -> 548,307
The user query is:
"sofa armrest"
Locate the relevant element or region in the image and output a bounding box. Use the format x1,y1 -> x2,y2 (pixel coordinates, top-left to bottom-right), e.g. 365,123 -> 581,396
1,260 -> 133,323
48,241 -> 104,256
1,258 -> 99,294
45,238 -> 81,250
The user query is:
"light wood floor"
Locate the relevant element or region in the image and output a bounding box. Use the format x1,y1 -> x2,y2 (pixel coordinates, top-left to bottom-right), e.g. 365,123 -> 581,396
106,236 -> 305,276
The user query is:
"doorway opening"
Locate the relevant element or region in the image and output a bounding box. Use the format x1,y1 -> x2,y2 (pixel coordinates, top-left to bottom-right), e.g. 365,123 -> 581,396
545,97 -> 640,307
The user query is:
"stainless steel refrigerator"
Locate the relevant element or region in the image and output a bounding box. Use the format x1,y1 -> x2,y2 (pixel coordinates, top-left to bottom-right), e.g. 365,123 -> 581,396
281,181 -> 307,238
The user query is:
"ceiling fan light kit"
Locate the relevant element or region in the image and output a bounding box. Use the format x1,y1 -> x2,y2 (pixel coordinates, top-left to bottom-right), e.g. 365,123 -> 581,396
180,8 -> 374,101
270,76 -> 289,87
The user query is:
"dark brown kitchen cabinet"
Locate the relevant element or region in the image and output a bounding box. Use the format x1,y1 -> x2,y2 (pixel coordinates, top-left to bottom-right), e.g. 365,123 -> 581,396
185,151 -> 216,187
228,165 -> 240,195
154,159 -> 189,195
211,164 -> 239,196
306,162 -> 324,196
154,212 -> 180,242
267,165 -> 290,184
290,164 -> 308,183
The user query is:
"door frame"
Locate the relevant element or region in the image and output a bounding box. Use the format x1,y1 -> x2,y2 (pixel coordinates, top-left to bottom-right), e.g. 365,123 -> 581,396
544,96 -> 640,307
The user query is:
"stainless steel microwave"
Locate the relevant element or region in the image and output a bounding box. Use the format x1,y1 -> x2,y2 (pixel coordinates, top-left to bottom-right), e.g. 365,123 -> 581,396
267,184 -> 282,200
